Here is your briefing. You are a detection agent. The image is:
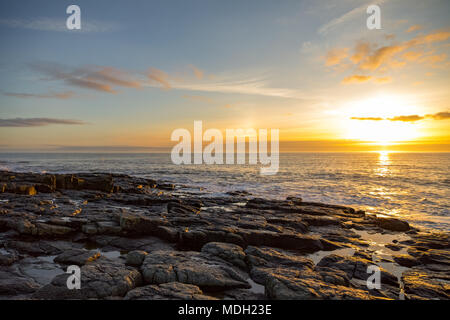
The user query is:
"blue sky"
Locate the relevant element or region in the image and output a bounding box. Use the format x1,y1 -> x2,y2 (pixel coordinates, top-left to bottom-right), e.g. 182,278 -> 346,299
1,0 -> 449,151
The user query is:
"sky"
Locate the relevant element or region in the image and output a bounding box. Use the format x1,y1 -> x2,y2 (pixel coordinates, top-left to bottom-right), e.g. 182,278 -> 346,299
0,0 -> 449,152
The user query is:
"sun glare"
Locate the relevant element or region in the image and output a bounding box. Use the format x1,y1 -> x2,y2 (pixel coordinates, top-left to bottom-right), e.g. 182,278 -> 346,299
343,94 -> 423,145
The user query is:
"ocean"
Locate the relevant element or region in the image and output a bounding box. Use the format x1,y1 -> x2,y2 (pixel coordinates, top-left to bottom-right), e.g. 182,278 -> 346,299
0,152 -> 449,231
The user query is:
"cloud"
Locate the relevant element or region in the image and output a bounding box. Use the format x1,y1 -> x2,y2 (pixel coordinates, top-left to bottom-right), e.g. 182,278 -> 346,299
171,76 -> 311,99
318,0 -> 386,35
342,75 -> 372,84
351,112 -> 450,122
350,42 -> 370,64
407,25 -> 423,33
359,44 -> 405,70
30,63 -> 143,93
373,76 -> 392,84
388,115 -> 424,122
341,75 -> 391,84
29,62 -> 313,100
2,91 -> 75,99
351,117 -> 384,121
146,68 -> 171,89
188,65 -> 204,80
88,67 -> 141,88
427,112 -> 450,120
0,18 -> 117,32
0,118 -> 86,127
325,48 -> 349,66
327,29 -> 450,77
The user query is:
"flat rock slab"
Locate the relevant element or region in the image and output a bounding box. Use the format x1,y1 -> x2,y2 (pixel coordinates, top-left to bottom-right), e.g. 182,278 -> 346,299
33,258 -> 142,299
125,282 -> 217,300
141,250 -> 250,290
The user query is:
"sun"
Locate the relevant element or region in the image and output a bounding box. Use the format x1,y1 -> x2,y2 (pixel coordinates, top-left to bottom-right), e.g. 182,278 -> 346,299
342,94 -> 423,145
345,120 -> 420,145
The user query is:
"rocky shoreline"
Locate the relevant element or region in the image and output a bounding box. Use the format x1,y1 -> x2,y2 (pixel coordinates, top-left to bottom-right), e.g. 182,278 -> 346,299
0,171 -> 448,300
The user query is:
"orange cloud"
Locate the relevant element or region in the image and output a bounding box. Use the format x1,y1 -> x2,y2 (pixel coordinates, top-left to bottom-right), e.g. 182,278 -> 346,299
351,112 -> 450,122
407,24 -> 423,33
350,42 -> 370,64
328,29 -> 450,85
402,51 -> 422,61
341,75 -> 372,84
427,112 -> 450,120
359,44 -> 406,70
373,77 -> 392,84
342,75 -> 391,85
325,48 -> 348,66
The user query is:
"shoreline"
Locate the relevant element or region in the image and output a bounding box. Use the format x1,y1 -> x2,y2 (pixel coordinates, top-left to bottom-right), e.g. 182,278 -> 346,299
0,171 -> 449,300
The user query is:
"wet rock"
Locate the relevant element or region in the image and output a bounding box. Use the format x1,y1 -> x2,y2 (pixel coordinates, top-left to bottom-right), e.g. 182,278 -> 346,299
201,242 -> 247,269
0,252 -> 18,266
402,270 -> 449,300
33,258 -> 142,299
239,229 -> 323,253
141,250 -> 250,290
4,184 -> 37,195
393,254 -> 420,267
54,249 -> 101,265
245,246 -> 314,270
0,271 -> 40,295
126,250 -> 148,266
385,243 -> 403,251
376,217 -> 410,232
317,254 -> 398,287
124,282 -> 217,300
264,267 -> 370,300
120,213 -> 167,235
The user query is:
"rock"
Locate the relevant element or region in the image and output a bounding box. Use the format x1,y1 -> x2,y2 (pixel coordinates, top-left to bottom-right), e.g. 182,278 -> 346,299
4,183 -> 37,195
124,282 -> 217,300
0,272 -> 40,295
385,243 -> 403,251
120,213 -> 167,235
126,250 -> 148,266
141,250 -> 250,290
54,249 -> 101,265
0,253 -> 18,266
239,230 -> 323,253
245,246 -> 314,270
403,270 -> 449,300
264,267 -> 371,300
35,223 -> 74,237
201,242 -> 247,269
33,258 -> 142,299
376,217 -> 410,232
393,254 -> 420,267
317,254 -> 399,288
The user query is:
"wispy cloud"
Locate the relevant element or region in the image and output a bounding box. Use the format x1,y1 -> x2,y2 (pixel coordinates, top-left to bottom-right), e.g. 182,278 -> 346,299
2,91 -> 75,99
0,18 -> 117,32
0,118 -> 86,127
146,67 -> 171,89
29,62 -> 312,99
30,63 -> 142,93
407,24 -> 423,33
351,112 -> 450,122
